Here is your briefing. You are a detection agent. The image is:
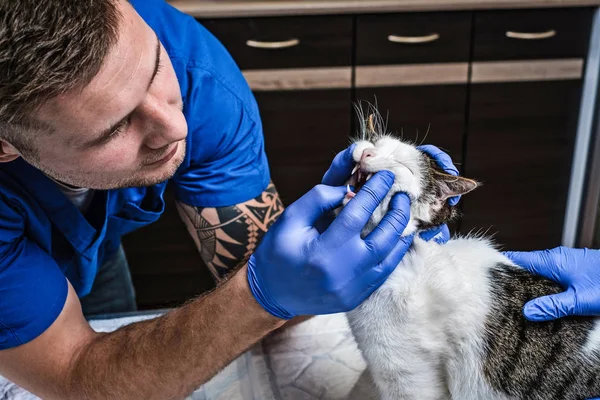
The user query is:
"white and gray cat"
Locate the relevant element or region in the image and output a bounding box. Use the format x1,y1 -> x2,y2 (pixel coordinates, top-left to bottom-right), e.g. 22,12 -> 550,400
343,114 -> 600,400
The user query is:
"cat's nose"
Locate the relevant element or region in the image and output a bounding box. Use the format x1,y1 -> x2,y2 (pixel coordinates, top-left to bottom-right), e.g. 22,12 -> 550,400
361,148 -> 377,163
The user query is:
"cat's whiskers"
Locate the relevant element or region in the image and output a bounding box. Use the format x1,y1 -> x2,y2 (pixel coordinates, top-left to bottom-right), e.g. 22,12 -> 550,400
418,123 -> 432,147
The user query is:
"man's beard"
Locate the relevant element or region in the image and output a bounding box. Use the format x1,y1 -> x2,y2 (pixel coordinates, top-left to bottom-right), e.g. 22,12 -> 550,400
25,141 -> 186,190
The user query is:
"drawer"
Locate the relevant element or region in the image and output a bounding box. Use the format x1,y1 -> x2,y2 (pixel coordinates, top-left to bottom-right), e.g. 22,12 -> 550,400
198,16 -> 353,70
356,12 -> 472,65
473,8 -> 594,61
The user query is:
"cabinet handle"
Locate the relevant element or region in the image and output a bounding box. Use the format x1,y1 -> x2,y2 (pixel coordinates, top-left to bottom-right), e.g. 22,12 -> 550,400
245,38 -> 300,49
505,30 -> 556,40
387,33 -> 440,44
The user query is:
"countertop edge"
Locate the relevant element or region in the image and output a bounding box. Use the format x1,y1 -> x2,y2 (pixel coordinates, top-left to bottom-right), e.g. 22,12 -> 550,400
168,0 -> 600,18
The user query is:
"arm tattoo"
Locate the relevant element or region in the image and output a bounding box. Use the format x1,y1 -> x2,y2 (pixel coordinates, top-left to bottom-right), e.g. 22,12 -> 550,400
176,182 -> 284,281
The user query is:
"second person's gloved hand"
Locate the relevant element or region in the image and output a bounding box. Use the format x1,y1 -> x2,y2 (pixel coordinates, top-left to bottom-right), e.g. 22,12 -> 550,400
247,171 -> 414,319
505,247 -> 600,321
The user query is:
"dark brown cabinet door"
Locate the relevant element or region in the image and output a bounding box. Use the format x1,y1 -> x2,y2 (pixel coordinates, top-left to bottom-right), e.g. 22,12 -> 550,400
256,89 -> 352,206
354,85 -> 467,163
460,81 -> 583,251
473,8 -> 593,61
356,12 -> 472,65
460,8 -> 593,251
200,16 -> 353,69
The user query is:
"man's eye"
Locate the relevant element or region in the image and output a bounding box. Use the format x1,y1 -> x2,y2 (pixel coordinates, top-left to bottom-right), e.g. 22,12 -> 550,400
107,118 -> 129,140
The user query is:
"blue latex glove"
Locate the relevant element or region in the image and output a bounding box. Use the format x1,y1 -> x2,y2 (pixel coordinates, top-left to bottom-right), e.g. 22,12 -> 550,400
319,144 -> 457,245
321,143 -> 357,187
418,144 -> 461,206
419,224 -> 451,244
247,171 -> 414,319
505,247 -> 600,321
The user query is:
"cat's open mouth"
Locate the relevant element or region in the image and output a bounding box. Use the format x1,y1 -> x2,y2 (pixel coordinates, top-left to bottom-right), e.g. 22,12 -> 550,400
346,164 -> 373,199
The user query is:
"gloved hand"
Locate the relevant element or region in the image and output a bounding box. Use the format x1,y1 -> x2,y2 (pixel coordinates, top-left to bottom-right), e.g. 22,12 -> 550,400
319,143 -> 458,245
505,247 -> 600,321
418,224 -> 451,244
247,171 -> 414,319
418,144 -> 461,206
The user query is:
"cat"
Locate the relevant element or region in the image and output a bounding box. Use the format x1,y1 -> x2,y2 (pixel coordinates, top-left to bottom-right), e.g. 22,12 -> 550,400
342,111 -> 600,400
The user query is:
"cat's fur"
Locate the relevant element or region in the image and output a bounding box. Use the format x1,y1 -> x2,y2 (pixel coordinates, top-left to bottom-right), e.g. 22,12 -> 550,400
343,112 -> 600,400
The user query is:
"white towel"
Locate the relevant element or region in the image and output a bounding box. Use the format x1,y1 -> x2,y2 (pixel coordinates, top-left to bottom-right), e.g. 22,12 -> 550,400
0,313 -> 372,400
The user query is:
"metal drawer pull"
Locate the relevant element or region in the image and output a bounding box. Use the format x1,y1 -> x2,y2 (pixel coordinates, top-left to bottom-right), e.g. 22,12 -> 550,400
506,30 -> 556,40
246,38 -> 300,49
387,33 -> 440,44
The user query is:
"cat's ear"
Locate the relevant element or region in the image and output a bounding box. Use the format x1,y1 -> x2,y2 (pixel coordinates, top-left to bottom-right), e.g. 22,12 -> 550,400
432,171 -> 480,201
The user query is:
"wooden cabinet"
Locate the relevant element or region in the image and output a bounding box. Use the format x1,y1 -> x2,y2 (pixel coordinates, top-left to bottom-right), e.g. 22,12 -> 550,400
355,12 -> 472,65
472,8 -> 593,61
460,8 -> 594,250
200,16 -> 352,69
460,81 -> 583,250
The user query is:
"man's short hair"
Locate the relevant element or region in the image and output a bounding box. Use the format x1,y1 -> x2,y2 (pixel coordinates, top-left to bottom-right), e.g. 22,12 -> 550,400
0,0 -> 122,154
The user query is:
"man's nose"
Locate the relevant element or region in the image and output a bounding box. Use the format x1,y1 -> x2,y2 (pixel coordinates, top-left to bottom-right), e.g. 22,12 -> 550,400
142,97 -> 187,149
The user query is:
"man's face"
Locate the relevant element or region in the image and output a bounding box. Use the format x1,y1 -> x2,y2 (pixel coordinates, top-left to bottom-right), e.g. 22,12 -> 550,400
21,0 -> 187,189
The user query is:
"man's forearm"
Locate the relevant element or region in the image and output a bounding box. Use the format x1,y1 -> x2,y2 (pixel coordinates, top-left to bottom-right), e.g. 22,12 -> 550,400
66,265 -> 284,400
176,182 -> 284,281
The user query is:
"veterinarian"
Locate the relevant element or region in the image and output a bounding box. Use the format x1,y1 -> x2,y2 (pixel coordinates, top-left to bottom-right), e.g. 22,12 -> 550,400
0,1 -> 593,399
0,1 -> 458,399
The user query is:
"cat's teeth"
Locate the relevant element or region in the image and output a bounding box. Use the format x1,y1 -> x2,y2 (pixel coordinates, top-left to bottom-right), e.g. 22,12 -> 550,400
367,173 -> 373,181
351,164 -> 359,175
346,184 -> 352,194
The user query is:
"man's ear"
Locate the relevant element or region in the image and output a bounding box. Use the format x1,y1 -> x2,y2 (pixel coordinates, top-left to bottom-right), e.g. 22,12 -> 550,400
0,139 -> 21,163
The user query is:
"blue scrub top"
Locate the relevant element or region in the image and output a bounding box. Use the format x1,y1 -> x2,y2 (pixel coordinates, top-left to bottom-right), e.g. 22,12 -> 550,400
0,0 -> 270,349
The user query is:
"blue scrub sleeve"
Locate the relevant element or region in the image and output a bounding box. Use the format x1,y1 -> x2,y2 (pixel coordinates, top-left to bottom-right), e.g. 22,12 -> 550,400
0,200 -> 68,350
172,66 -> 271,208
